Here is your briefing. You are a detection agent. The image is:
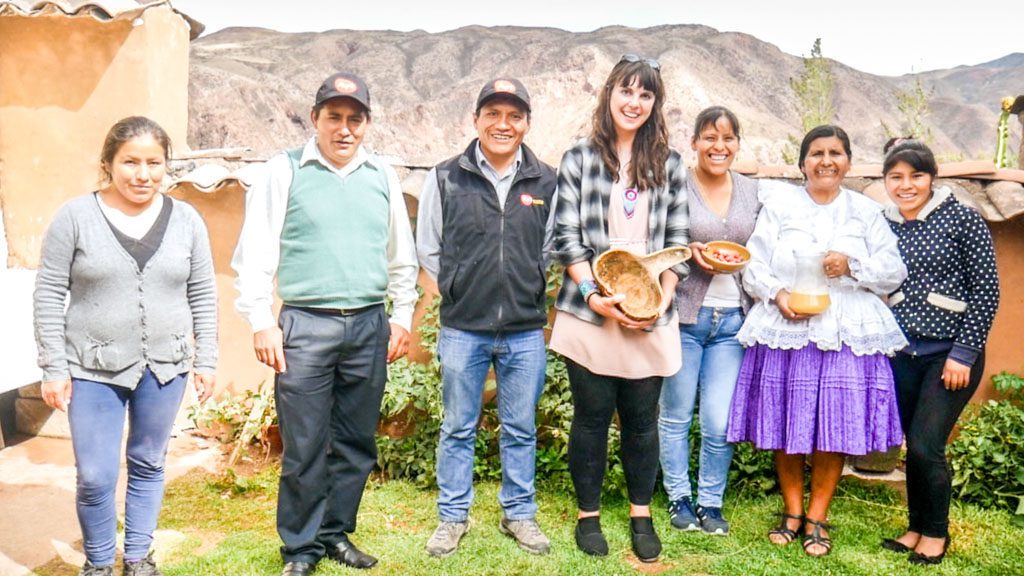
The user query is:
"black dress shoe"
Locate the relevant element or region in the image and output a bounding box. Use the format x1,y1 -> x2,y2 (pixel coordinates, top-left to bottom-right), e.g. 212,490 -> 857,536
630,516 -> 662,563
325,536 -> 378,569
281,561 -> 314,576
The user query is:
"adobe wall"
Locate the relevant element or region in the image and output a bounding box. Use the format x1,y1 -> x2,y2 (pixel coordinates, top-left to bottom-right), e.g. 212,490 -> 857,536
983,220 -> 1024,400
0,5 -> 190,268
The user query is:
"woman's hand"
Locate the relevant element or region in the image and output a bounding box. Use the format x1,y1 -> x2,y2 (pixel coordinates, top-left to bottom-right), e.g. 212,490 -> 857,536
588,293 -> 655,329
41,379 -> 72,412
942,358 -> 972,391
775,289 -> 811,322
823,251 -> 851,279
193,373 -> 215,403
689,242 -> 719,274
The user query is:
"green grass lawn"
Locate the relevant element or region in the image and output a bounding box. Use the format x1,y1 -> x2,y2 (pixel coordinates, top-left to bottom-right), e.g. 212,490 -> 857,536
112,462 -> 1024,576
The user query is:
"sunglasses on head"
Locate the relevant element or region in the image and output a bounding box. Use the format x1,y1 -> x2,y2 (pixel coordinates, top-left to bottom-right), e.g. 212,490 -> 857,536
619,53 -> 661,71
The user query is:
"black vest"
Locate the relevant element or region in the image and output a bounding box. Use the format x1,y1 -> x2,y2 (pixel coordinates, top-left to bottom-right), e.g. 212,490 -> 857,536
435,141 -> 557,332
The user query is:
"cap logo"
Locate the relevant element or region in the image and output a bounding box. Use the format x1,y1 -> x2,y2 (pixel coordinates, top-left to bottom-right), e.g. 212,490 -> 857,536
334,77 -> 359,94
494,80 -> 517,94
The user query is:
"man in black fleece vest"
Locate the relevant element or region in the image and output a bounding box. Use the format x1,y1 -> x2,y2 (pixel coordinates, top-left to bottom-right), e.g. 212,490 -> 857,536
416,78 -> 557,558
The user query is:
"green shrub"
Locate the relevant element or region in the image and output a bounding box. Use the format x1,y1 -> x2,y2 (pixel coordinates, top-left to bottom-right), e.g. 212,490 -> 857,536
376,266 -> 630,497
948,371 -> 1024,516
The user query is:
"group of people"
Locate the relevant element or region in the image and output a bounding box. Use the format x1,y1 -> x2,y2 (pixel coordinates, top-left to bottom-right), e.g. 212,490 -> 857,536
32,54 -> 999,576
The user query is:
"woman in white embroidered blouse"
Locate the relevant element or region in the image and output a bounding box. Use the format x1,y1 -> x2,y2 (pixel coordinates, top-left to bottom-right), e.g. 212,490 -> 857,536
726,125 -> 907,557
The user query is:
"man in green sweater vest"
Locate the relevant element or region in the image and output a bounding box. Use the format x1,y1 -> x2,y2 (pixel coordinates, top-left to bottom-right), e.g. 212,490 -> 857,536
232,72 -> 419,576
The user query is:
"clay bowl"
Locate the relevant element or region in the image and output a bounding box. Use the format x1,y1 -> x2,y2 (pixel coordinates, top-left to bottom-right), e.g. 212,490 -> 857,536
702,240 -> 751,273
593,246 -> 692,321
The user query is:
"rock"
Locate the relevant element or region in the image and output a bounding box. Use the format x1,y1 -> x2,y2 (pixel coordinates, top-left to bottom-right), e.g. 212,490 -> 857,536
983,180 -> 1024,220
15,398 -> 70,438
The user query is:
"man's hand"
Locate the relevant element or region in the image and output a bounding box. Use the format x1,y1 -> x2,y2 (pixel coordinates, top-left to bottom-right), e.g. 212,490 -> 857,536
194,373 -> 216,403
388,323 -> 410,363
41,379 -> 72,412
254,327 -> 287,373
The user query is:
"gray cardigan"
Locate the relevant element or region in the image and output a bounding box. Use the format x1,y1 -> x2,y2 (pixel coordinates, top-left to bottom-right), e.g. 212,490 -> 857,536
674,170 -> 761,324
34,194 -> 217,389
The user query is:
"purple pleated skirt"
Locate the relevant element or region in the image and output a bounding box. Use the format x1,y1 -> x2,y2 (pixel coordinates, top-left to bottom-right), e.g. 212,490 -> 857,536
726,343 -> 903,455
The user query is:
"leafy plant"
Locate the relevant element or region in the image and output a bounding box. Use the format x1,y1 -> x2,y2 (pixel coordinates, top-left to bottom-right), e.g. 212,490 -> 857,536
376,265 -> 631,497
882,77 -> 934,144
948,371 -> 1024,518
783,38 -> 835,164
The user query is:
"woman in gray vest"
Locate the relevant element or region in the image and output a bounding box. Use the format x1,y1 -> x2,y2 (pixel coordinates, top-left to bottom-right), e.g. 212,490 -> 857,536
34,116 -> 217,576
658,106 -> 761,536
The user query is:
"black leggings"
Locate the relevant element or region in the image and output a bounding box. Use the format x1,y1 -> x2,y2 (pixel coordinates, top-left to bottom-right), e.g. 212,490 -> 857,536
566,359 -> 663,512
890,350 -> 984,538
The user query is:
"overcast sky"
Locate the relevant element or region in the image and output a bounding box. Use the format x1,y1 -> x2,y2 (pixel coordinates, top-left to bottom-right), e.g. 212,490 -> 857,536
171,0 -> 1020,77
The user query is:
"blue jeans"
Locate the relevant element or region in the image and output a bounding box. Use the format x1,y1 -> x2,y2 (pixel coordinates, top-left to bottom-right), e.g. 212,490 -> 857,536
659,307 -> 744,507
68,368 -> 187,565
436,327 -> 546,521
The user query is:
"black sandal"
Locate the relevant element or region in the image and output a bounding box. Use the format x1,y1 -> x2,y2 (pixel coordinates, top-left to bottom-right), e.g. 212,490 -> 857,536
802,518 -> 833,557
768,513 -> 804,546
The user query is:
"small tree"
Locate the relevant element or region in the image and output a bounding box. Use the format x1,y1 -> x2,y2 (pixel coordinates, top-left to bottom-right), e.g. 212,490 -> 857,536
785,39 -> 835,163
882,77 -> 934,144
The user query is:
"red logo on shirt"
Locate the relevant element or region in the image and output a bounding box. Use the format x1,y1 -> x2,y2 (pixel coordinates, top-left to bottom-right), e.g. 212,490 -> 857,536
520,193 -> 534,206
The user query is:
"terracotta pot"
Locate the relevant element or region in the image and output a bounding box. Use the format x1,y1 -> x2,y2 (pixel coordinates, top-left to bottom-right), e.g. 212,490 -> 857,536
261,424 -> 283,455
378,405 -> 419,439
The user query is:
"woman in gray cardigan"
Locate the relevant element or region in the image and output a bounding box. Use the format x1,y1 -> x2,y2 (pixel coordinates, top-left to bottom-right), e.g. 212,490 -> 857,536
33,117 -> 217,576
658,107 -> 761,536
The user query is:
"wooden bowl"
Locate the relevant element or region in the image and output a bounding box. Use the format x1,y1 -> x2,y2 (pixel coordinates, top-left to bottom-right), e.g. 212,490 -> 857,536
702,240 -> 751,273
593,247 -> 691,321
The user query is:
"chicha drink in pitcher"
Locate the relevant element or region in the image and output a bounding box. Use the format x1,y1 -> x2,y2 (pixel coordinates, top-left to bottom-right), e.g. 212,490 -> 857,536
789,247 -> 831,315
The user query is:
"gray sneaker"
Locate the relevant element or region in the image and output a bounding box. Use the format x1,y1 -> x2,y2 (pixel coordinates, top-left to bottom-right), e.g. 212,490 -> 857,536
123,551 -> 162,576
499,517 -> 551,555
696,505 -> 730,535
426,519 -> 471,557
78,561 -> 114,576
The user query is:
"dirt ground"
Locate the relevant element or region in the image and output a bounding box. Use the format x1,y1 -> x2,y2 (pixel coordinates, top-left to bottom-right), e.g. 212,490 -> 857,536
0,431 -> 221,576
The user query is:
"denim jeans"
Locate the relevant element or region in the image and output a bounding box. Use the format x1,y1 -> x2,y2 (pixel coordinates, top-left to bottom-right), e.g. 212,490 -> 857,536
68,368 -> 187,565
659,306 -> 744,507
436,326 -> 546,522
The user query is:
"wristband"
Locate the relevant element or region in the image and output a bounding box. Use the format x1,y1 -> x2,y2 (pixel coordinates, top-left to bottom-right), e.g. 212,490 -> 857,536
579,279 -> 600,302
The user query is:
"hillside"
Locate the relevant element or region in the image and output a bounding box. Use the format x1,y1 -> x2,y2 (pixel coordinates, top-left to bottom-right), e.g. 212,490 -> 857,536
187,25 -> 1022,167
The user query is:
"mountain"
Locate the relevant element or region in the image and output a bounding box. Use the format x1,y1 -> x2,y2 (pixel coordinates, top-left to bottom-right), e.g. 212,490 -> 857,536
186,25 -> 1022,167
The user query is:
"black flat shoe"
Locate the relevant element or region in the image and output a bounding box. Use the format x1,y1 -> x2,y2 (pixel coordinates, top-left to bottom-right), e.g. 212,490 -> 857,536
575,516 -> 608,557
881,537 -> 913,553
325,536 -> 378,569
281,561 -> 315,576
630,516 -> 662,563
909,537 -> 949,565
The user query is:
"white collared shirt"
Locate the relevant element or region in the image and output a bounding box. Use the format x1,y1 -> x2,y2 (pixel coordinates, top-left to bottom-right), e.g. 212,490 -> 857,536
231,137 -> 419,332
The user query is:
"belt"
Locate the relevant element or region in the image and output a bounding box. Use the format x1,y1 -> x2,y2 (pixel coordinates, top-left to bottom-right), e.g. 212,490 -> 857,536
287,303 -> 382,317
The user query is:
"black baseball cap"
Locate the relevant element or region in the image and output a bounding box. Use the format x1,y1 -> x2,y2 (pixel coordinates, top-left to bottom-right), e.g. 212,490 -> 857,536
315,72 -> 371,112
475,78 -> 531,114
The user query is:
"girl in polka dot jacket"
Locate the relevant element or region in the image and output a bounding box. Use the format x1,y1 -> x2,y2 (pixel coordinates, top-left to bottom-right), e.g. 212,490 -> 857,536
880,139 -> 999,566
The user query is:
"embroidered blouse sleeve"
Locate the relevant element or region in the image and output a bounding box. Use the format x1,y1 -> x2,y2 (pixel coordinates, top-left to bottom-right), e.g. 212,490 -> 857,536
840,205 -> 908,295
742,204 -> 785,302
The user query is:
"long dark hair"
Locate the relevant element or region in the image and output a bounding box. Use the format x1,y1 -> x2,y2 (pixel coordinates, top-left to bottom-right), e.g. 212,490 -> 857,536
99,116 -> 172,183
590,59 -> 669,191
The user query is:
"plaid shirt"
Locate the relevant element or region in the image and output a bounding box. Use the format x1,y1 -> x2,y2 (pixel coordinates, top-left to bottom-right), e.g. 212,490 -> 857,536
553,138 -> 690,325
